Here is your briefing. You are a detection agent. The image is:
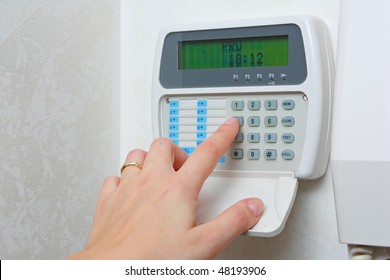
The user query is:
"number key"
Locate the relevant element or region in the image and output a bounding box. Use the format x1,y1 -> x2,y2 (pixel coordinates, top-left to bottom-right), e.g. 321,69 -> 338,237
264,116 -> 277,127
231,101 -> 244,111
248,149 -> 260,160
265,100 -> 278,110
248,133 -> 260,143
247,116 -> 260,127
248,100 -> 260,110
264,133 -> 277,143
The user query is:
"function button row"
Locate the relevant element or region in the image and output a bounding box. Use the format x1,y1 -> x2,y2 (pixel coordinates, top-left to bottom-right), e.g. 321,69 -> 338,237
231,149 -> 295,160
234,116 -> 295,127
234,132 -> 295,144
231,99 -> 295,111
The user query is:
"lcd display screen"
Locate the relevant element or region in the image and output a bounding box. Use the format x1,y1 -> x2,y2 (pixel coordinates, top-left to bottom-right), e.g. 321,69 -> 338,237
178,36 -> 288,70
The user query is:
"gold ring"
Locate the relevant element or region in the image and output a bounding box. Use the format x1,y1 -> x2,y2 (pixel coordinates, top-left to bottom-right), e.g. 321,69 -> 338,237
120,161 -> 143,173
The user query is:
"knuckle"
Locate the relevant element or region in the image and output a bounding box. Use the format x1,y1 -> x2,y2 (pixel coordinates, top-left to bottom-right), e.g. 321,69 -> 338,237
103,175 -> 119,185
126,148 -> 146,159
151,137 -> 174,148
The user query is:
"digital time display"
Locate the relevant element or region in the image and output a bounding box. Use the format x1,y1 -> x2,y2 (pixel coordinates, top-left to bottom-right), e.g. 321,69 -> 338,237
178,36 -> 288,70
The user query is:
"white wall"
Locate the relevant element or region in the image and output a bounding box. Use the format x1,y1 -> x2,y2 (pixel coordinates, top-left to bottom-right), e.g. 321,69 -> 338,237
0,0 -> 120,259
121,0 -> 346,259
0,0 -> 346,259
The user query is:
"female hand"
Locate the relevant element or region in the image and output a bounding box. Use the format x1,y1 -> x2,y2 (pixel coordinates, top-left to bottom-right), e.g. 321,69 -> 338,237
67,118 -> 263,259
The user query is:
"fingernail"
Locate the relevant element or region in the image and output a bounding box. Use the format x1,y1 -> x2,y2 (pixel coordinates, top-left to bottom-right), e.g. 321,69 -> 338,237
247,199 -> 264,217
224,117 -> 238,125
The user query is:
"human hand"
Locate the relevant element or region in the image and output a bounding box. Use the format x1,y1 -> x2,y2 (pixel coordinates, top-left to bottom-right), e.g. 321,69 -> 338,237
67,118 -> 263,259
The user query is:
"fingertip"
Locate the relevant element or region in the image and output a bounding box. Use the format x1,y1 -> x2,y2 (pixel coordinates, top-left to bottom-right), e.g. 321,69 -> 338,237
223,117 -> 239,134
197,198 -> 264,242
245,198 -> 264,218
188,198 -> 264,258
223,117 -> 239,126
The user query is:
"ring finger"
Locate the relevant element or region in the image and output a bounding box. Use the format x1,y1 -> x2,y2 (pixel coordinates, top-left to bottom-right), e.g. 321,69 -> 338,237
120,149 -> 147,179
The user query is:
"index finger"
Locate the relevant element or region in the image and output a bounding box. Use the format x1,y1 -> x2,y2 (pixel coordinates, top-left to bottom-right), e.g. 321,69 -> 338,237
177,118 -> 239,192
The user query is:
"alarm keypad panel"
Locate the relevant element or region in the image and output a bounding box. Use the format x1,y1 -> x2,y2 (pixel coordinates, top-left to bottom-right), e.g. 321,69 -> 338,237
153,16 -> 332,236
161,91 -> 308,172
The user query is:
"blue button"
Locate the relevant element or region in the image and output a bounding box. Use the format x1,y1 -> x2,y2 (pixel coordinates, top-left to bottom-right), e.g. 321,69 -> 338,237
169,116 -> 179,123
169,124 -> 179,131
197,124 -> 207,131
198,100 -> 207,107
197,116 -> 207,123
170,100 -> 179,108
197,132 -> 206,139
171,139 -> 179,145
169,132 -> 179,139
197,108 -> 207,115
169,109 -> 179,115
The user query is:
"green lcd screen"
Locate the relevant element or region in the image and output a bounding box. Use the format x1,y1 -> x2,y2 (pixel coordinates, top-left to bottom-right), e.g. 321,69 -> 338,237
178,36 -> 288,70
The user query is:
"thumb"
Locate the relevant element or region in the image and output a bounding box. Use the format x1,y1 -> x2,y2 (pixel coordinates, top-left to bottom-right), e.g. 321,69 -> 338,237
191,198 -> 264,259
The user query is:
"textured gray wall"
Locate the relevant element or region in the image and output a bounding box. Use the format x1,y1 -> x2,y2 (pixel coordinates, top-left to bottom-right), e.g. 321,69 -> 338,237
0,0 -> 120,259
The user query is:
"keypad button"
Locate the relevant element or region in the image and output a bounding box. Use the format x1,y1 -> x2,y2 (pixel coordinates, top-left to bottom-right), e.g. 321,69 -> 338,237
264,133 -> 277,143
248,149 -> 260,160
248,133 -> 260,143
265,100 -> 278,110
248,100 -> 261,111
197,100 -> 207,107
169,132 -> 179,139
197,116 -> 207,123
197,124 -> 207,131
264,149 -> 277,160
231,149 -> 244,159
169,124 -> 179,131
197,108 -> 207,115
282,149 -> 295,160
234,116 -> 244,127
169,100 -> 179,108
170,108 -> 179,115
234,132 -> 244,143
281,116 -> 295,127
264,116 -> 277,127
169,116 -> 179,123
232,101 -> 244,111
247,116 -> 260,127
282,99 -> 295,110
282,133 -> 295,143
